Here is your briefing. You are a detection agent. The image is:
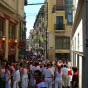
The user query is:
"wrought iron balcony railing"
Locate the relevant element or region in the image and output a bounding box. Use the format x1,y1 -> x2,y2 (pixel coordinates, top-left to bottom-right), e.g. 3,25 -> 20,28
55,24 -> 65,30
52,5 -> 74,13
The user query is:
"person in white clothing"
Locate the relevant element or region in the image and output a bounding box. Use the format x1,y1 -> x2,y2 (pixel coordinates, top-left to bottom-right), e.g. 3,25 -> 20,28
29,62 -> 35,86
43,63 -> 53,88
5,66 -> 11,88
13,64 -> 20,88
21,63 -> 28,88
67,67 -> 72,87
55,66 -> 62,88
61,65 -> 68,88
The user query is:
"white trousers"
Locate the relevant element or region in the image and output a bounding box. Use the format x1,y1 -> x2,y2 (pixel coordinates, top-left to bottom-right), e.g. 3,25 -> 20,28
22,78 -> 28,88
13,80 -> 19,88
55,79 -> 62,88
45,78 -> 52,88
62,75 -> 68,87
67,75 -> 72,87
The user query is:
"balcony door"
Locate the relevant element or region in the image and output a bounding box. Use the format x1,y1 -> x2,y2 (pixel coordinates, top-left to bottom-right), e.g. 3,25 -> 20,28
56,16 -> 64,30
56,16 -> 63,25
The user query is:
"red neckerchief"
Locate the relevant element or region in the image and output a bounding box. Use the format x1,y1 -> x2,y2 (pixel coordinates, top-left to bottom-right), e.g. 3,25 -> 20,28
56,64 -> 58,68
58,70 -> 61,73
66,61 -> 68,64
40,65 -> 42,68
46,66 -> 50,69
13,64 -> 16,68
68,70 -> 72,76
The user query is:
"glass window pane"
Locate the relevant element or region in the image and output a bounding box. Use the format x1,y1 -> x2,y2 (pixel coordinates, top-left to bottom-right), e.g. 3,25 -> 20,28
9,24 -> 15,39
65,0 -> 72,4
56,16 -> 63,24
55,36 -> 70,49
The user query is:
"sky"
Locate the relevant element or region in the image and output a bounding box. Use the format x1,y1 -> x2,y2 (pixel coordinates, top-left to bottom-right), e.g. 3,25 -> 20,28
24,0 -> 45,39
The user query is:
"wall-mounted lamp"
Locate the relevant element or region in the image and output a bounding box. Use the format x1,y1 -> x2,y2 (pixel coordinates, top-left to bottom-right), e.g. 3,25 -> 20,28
15,39 -> 17,43
1,36 -> 6,41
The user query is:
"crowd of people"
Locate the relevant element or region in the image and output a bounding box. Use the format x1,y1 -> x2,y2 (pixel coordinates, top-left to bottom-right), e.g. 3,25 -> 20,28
0,57 -> 78,88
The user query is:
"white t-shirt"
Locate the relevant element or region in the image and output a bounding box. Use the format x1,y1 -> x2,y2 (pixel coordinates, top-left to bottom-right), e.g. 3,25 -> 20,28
61,67 -> 68,76
44,68 -> 53,78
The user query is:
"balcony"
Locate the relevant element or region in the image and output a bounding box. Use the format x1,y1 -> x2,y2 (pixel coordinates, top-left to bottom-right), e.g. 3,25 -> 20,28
54,24 -> 65,30
52,5 -> 74,13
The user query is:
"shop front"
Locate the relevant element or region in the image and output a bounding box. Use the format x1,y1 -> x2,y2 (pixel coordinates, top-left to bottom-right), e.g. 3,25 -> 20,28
0,11 -> 18,61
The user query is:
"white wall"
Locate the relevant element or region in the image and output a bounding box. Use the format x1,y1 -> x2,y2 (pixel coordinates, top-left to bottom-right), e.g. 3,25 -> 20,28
72,19 -> 83,52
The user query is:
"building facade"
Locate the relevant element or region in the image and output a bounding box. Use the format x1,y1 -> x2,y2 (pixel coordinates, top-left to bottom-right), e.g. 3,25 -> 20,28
45,0 -> 73,61
71,0 -> 88,88
33,5 -> 45,55
0,0 -> 25,61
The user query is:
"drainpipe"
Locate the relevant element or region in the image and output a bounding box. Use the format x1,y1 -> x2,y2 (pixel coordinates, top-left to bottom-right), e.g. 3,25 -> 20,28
46,1 -> 48,59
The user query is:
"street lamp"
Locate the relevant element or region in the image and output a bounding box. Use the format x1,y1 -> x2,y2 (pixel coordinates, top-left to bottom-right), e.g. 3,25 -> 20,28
1,36 -> 6,41
15,39 -> 17,43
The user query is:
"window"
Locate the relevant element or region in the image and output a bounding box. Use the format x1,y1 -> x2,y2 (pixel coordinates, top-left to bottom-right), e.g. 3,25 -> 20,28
9,23 -> 15,39
75,37 -> 76,50
56,16 -> 64,30
78,33 -> 79,50
56,16 -> 63,24
65,0 -> 72,5
55,36 -> 70,49
65,0 -> 73,25
65,9 -> 72,25
19,22 -> 24,40
0,17 -> 4,37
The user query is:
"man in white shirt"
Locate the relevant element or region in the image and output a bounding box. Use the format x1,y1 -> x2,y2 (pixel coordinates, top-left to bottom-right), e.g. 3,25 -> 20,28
61,65 -> 68,88
43,63 -> 53,88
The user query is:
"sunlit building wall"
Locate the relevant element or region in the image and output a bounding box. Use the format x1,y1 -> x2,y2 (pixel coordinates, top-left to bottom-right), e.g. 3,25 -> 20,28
45,0 -> 73,61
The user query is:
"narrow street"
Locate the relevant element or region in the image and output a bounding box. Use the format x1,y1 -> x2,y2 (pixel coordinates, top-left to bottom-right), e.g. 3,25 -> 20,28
0,0 -> 88,88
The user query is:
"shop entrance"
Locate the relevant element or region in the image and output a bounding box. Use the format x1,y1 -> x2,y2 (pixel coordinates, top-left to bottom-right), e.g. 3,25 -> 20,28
55,53 -> 70,60
8,55 -> 15,63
